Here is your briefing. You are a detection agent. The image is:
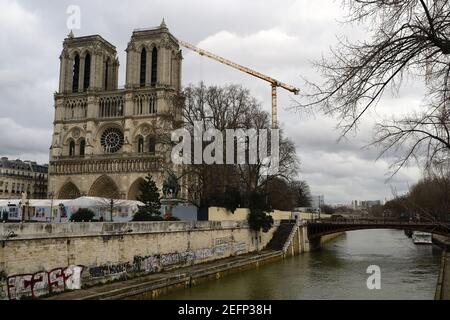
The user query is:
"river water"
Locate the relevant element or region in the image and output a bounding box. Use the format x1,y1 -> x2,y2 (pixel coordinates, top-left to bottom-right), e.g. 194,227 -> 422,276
159,229 -> 442,300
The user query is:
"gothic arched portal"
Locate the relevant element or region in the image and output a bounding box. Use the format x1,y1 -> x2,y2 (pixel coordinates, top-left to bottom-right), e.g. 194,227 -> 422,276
127,178 -> 146,200
58,181 -> 81,199
89,175 -> 120,199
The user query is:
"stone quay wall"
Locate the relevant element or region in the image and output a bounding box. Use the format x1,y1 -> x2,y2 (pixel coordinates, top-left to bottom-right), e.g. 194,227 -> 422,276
0,221 -> 278,300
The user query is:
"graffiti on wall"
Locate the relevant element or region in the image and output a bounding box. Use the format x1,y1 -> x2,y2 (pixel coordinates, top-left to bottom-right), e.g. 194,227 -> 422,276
1,238 -> 250,299
88,239 -> 248,280
4,265 -> 84,300
133,255 -> 161,273
88,262 -> 134,279
214,237 -> 247,255
215,236 -> 233,246
234,242 -> 247,254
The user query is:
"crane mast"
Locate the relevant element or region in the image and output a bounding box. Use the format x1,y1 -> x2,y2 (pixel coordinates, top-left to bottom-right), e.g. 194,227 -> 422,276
178,39 -> 299,129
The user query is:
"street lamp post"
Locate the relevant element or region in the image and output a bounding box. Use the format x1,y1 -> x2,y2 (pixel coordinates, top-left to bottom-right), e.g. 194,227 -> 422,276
19,192 -> 30,222
25,199 -> 29,222
49,191 -> 55,222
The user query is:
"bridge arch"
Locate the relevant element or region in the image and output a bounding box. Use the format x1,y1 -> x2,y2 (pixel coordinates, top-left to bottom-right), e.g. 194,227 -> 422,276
127,178 -> 145,200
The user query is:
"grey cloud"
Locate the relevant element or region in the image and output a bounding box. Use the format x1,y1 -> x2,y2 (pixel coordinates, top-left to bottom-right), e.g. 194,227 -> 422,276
0,117 -> 51,163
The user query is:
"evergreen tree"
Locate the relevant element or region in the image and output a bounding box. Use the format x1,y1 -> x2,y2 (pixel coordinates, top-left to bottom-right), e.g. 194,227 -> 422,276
135,175 -> 162,218
248,209 -> 274,233
70,208 -> 95,222
247,191 -> 274,233
223,188 -> 241,214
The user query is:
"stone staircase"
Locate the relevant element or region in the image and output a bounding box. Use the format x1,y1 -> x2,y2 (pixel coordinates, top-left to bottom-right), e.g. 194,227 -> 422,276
265,221 -> 297,251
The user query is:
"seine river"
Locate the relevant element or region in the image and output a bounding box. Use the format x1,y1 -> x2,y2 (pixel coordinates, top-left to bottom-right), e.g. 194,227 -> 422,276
159,229 -> 442,300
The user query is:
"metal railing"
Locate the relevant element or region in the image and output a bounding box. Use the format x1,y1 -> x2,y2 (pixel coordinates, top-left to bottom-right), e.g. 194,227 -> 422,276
309,218 -> 450,226
282,221 -> 299,254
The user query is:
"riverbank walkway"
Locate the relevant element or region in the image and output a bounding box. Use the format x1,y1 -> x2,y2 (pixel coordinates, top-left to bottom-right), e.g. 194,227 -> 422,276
45,250 -> 283,300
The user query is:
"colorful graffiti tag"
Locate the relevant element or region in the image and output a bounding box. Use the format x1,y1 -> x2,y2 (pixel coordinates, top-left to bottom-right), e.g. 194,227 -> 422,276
88,240 -> 248,279
5,265 -> 84,300
1,239 -> 250,300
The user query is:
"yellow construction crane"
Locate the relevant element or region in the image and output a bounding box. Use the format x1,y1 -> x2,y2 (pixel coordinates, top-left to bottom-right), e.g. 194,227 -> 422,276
178,40 -> 300,129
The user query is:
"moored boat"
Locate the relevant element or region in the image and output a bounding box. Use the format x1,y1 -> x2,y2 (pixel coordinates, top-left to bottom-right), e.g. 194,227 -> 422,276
412,231 -> 432,244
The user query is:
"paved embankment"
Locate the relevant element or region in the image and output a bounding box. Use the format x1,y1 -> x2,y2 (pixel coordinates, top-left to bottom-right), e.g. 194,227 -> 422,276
45,250 -> 283,300
433,235 -> 450,300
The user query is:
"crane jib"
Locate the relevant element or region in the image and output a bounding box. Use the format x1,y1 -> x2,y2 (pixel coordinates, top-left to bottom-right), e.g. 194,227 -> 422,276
178,39 -> 300,128
178,40 -> 299,94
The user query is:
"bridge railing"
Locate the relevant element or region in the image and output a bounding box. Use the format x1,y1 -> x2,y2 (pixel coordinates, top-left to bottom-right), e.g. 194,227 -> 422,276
309,218 -> 450,226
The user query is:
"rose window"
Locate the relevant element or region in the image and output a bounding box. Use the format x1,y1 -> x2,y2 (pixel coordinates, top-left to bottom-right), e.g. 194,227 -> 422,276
101,128 -> 124,153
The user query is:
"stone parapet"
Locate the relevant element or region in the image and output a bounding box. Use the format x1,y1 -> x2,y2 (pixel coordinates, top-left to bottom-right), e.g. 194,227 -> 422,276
0,221 -> 249,240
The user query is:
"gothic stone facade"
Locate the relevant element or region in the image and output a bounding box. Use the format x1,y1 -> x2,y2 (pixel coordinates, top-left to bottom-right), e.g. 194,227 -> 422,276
49,21 -> 184,200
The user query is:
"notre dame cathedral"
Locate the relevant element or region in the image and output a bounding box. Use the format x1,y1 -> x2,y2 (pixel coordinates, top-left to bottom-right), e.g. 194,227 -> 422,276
48,20 -> 185,200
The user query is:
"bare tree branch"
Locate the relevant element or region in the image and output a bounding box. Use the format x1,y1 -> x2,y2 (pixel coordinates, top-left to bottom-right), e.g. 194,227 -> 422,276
295,0 -> 449,173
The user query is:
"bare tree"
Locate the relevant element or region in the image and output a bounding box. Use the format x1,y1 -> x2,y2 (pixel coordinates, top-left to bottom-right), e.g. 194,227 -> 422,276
178,83 -> 299,207
384,170 -> 450,221
290,180 -> 313,207
265,179 -> 314,211
93,189 -> 126,222
296,0 -> 449,172
266,178 -> 296,211
373,106 -> 450,174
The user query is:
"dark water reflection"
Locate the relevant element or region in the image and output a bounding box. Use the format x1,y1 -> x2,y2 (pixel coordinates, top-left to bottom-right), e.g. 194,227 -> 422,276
159,230 -> 442,300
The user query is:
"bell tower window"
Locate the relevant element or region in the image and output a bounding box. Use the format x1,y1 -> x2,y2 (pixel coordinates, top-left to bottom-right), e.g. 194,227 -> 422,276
151,47 -> 158,86
69,141 -> 76,157
148,137 -> 156,154
80,139 -> 86,157
72,54 -> 80,93
138,137 -> 144,153
83,53 -> 91,91
104,58 -> 110,91
140,48 -> 147,87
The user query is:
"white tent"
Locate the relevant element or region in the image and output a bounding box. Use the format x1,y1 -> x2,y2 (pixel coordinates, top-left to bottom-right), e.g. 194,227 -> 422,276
0,199 -> 21,221
60,197 -> 144,222
1,197 -> 144,222
0,199 -> 21,206
26,199 -> 74,222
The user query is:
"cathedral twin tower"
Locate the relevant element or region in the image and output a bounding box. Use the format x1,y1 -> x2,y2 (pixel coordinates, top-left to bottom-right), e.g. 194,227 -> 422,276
49,21 -> 183,200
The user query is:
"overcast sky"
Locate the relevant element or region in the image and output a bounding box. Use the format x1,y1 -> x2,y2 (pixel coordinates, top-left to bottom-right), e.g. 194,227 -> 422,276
0,0 -> 424,204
